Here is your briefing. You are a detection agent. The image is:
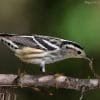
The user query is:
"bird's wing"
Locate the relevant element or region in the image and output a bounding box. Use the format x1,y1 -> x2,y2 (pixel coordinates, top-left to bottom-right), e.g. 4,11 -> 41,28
0,33 -> 83,51
2,34 -> 63,51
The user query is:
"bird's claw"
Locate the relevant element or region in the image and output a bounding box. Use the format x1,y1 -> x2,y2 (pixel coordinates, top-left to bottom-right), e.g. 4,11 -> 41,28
13,68 -> 26,88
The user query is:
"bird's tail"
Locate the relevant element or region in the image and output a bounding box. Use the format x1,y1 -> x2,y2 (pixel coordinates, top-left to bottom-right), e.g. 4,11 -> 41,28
0,33 -> 16,37
0,33 -> 19,50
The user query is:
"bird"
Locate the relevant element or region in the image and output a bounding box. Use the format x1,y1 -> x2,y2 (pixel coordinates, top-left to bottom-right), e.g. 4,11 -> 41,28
0,33 -> 93,73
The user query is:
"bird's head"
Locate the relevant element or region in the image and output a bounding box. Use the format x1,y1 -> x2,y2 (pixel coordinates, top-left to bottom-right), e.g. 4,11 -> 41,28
61,41 -> 87,59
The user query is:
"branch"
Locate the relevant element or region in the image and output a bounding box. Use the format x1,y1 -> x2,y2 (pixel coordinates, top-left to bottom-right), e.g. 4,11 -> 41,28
0,74 -> 99,92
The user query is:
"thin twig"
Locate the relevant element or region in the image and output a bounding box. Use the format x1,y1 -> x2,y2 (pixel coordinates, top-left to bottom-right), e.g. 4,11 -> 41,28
0,74 -> 99,92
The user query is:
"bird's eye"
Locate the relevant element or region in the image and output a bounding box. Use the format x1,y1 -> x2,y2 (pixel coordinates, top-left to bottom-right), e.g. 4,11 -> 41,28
77,51 -> 81,54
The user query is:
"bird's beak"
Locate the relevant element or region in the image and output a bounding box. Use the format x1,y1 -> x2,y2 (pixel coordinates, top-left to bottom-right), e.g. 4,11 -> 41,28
83,56 -> 93,70
84,56 -> 93,63
84,56 -> 98,77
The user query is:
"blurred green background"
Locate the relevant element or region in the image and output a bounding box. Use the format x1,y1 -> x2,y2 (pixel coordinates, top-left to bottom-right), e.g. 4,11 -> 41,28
0,0 -> 100,100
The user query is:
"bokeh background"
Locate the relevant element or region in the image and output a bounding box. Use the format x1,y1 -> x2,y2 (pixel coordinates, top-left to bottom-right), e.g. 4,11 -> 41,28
0,0 -> 100,100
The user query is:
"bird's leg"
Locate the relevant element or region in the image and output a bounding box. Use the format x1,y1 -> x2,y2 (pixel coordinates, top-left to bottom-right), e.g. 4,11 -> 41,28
17,65 -> 26,78
18,61 -> 26,75
40,62 -> 55,75
39,62 -> 54,95
40,62 -> 46,72
13,62 -> 26,87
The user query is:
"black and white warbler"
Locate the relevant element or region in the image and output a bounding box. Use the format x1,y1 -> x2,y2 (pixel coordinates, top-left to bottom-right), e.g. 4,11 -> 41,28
0,33 -> 94,73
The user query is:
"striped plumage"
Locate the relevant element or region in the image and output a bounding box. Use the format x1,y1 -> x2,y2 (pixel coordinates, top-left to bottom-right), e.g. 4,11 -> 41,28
0,33 -> 86,72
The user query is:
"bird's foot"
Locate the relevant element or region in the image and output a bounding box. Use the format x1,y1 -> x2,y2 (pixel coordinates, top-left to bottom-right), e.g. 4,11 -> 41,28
13,68 -> 26,88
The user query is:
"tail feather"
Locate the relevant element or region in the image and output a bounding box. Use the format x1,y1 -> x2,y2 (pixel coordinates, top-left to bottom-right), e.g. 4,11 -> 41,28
0,33 -> 16,37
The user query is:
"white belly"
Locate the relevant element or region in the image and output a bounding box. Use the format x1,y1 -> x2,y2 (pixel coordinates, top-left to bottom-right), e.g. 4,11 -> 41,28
15,48 -> 67,65
21,58 -> 43,64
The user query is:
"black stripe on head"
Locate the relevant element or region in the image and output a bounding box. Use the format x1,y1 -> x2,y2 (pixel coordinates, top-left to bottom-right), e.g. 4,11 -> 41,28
61,41 -> 84,50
